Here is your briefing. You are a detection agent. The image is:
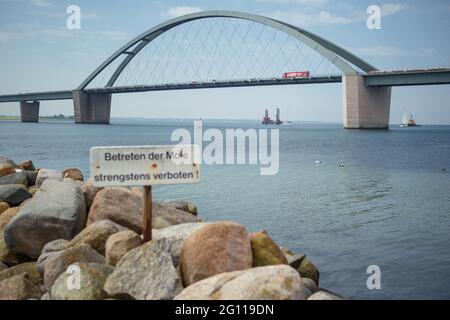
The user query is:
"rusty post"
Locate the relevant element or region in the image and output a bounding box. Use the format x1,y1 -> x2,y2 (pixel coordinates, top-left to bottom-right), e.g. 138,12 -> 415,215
142,185 -> 152,243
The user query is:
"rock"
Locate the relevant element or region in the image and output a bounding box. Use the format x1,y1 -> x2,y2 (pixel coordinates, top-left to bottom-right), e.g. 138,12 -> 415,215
36,239 -> 70,275
152,202 -> 201,229
40,292 -> 51,300
250,232 -> 288,267
0,184 -> 32,206
162,200 -> 198,216
24,171 -> 37,187
0,207 -> 19,231
0,262 -> 41,285
174,265 -> 306,300
43,244 -> 105,289
307,290 -> 344,300
287,253 -> 306,270
67,220 -> 126,256
302,277 -> 318,294
296,256 -> 320,286
62,168 -> 84,182
35,169 -> 62,187
104,239 -> 183,300
0,235 -> 30,266
152,222 -> 208,267
51,262 -> 114,300
0,202 -> 9,215
0,156 -> 17,178
105,230 -> 142,266
0,261 -> 7,271
0,273 -> 41,300
0,171 -> 28,186
18,160 -> 35,171
81,179 -> 103,210
180,221 -> 252,286
88,188 -> 142,233
4,179 -> 87,259
88,188 -> 201,234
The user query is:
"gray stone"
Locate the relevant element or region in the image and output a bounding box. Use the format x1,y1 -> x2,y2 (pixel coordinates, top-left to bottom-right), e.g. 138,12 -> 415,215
153,222 -> 208,267
104,239 -> 183,300
105,230 -> 142,266
0,261 -> 7,271
43,244 -> 105,289
162,200 -> 198,216
302,277 -> 318,294
174,265 -> 306,300
36,239 -> 70,275
0,171 -> 28,186
0,184 -> 32,206
287,254 -> 306,269
0,273 -> 42,300
40,292 -> 51,300
24,171 -> 37,187
35,169 -> 62,187
51,262 -> 114,300
0,262 -> 41,285
307,290 -> 344,300
4,179 -> 87,259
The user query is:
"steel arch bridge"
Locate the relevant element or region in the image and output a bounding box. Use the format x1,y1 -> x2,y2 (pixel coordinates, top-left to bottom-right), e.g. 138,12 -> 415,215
2,10 -> 450,128
78,10 -> 377,91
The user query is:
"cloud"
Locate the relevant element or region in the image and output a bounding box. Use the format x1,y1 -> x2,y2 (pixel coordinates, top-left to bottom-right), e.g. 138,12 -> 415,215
30,0 -> 52,7
380,3 -> 409,17
0,31 -> 10,42
270,10 -> 354,26
162,6 -> 202,19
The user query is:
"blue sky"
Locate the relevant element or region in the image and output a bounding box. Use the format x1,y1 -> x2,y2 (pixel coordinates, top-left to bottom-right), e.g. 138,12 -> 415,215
0,0 -> 450,123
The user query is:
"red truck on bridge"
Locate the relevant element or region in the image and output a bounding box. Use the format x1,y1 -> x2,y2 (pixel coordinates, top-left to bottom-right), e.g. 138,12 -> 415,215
282,71 -> 311,79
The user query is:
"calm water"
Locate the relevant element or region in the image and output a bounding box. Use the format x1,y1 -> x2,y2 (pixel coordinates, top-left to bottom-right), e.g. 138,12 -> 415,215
1,119 -> 450,299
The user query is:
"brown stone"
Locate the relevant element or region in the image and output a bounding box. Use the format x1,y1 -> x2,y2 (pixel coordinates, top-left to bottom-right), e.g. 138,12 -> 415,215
81,178 -> 103,210
0,273 -> 41,300
105,230 -> 142,266
0,202 -> 9,215
249,232 -> 288,267
18,160 -> 35,171
63,168 -> 84,182
0,207 -> 19,231
180,221 -> 252,286
0,156 -> 17,178
0,262 -> 41,285
67,219 -> 126,255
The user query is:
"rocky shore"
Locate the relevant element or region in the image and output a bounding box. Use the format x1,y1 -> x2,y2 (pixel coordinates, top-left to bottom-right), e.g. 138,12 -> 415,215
0,155 -> 343,300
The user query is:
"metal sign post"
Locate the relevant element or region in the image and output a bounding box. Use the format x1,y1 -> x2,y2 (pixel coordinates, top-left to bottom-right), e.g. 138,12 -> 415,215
143,185 -> 152,243
90,145 -> 201,243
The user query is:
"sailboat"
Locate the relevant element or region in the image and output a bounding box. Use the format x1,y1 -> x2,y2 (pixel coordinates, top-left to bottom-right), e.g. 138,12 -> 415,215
400,112 -> 419,128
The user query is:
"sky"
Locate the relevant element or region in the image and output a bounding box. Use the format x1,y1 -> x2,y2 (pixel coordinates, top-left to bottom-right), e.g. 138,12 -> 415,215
0,0 -> 450,124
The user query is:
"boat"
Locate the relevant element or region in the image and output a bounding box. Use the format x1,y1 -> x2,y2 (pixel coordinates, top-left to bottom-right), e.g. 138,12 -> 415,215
400,112 -> 420,127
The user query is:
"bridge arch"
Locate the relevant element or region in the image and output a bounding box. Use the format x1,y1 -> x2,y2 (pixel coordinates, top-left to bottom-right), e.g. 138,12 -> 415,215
78,10 -> 377,90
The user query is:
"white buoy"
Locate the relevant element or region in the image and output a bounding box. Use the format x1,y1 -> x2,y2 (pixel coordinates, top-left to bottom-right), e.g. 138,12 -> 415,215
339,163 -> 345,167
315,160 -> 322,164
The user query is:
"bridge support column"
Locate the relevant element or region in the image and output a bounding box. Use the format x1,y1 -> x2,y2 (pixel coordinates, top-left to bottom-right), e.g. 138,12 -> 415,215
342,75 -> 391,129
73,90 -> 111,124
20,101 -> 40,123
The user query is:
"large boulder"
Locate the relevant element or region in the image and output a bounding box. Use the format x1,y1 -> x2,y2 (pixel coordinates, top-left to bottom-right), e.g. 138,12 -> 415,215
67,220 -> 126,255
0,171 -> 28,186
0,207 -> 30,265
62,168 -> 84,182
0,273 -> 41,300
249,231 -> 288,267
88,188 -> 142,233
180,221 -> 252,286
288,255 -> 320,286
0,262 -> 41,285
4,179 -> 87,259
24,171 -> 37,187
81,179 -> 103,210
152,222 -> 207,267
0,202 -> 9,215
43,244 -> 105,289
162,200 -> 198,216
35,169 -> 62,187
104,239 -> 183,300
0,156 -> 17,178
105,230 -> 142,266
0,184 -> 32,206
0,207 -> 19,231
152,202 -> 201,229
174,265 -> 306,300
51,262 -> 114,300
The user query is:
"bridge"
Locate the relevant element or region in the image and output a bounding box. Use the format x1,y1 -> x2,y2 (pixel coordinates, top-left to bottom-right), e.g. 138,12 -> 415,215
1,10 -> 450,128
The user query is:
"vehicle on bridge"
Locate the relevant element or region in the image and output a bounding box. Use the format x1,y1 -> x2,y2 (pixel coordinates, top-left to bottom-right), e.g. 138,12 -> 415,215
282,71 -> 311,79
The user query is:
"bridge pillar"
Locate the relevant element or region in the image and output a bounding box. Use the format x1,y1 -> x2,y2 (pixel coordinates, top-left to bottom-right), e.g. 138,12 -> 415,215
342,75 -> 391,129
20,101 -> 40,123
73,90 -> 111,124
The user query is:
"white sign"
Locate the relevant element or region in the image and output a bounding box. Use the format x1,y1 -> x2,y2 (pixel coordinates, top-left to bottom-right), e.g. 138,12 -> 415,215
90,145 -> 200,187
